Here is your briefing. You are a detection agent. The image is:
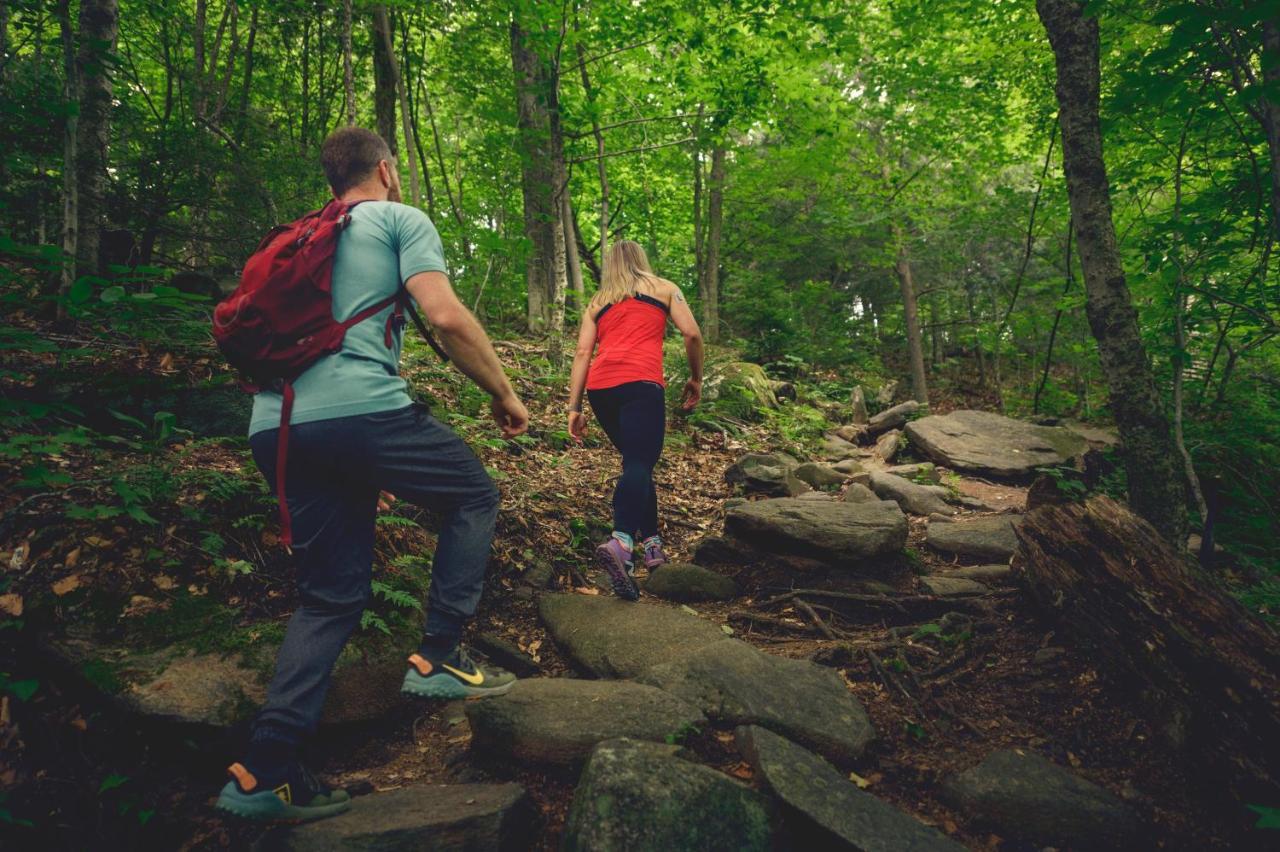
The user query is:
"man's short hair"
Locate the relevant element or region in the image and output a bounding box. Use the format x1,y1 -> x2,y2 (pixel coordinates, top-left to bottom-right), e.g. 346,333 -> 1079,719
321,128 -> 393,196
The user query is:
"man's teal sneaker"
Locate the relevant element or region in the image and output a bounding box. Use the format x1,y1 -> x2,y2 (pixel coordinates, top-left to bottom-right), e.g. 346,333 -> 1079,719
215,761 -> 351,822
401,647 -> 517,699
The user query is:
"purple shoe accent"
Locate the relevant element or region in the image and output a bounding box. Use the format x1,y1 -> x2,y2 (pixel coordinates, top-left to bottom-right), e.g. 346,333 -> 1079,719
595,539 -> 640,601
642,537 -> 668,570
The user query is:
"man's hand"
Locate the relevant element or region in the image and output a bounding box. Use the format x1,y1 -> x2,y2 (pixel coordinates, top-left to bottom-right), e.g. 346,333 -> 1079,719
568,411 -> 588,442
377,491 -> 396,512
681,378 -> 702,411
491,392 -> 530,438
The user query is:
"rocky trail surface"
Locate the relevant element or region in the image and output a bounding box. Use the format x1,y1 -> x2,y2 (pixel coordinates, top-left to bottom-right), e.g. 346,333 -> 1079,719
7,392 -> 1246,850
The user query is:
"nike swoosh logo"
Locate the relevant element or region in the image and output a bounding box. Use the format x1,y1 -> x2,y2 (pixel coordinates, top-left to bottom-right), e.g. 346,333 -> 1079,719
441,664 -> 485,686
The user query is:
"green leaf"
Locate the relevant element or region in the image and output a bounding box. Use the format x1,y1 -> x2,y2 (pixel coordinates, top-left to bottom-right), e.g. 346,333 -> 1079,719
98,773 -> 129,794
100,285 -> 126,304
68,277 -> 93,303
1247,805 -> 1280,829
6,678 -> 39,701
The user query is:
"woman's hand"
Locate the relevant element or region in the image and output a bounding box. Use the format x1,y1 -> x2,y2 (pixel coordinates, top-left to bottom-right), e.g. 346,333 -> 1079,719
568,410 -> 588,442
681,378 -> 702,411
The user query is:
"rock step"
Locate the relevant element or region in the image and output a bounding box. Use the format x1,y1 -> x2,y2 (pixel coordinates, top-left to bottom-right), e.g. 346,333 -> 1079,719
926,515 -> 1021,562
905,409 -> 1087,478
259,783 -> 533,851
869,471 -> 956,517
637,639 -> 875,762
465,678 -> 704,769
563,739 -> 773,852
643,563 -> 740,602
941,748 -> 1142,850
724,498 -> 907,571
539,594 -> 728,678
737,725 -> 966,851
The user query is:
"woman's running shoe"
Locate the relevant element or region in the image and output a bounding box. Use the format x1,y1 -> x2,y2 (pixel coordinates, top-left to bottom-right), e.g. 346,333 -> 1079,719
401,646 -> 517,699
215,760 -> 350,822
595,538 -> 640,600
641,535 -> 669,570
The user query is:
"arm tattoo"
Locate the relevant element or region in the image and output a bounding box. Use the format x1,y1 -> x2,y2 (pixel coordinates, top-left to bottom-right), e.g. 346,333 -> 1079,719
673,288 -> 687,304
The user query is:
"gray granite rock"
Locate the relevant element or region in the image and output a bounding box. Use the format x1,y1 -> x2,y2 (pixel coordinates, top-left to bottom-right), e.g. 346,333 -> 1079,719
941,748 -> 1142,850
726,453 -> 810,497
926,515 -> 1021,562
466,679 -> 705,769
920,576 -> 988,597
867,400 -> 923,436
793,462 -> 848,490
563,739 -> 772,852
725,498 -> 907,571
842,483 -> 879,504
643,563 -> 741,602
869,471 -> 956,517
905,410 -> 1087,478
873,428 -> 903,462
539,594 -> 728,678
737,725 -> 966,851
639,640 -> 875,762
260,784 -> 533,851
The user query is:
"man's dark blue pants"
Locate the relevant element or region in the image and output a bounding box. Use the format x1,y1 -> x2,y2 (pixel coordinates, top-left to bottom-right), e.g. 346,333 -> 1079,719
247,403 -> 499,746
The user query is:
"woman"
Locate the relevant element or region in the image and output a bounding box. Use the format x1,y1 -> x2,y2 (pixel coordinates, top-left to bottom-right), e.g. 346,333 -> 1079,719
567,240 -> 704,600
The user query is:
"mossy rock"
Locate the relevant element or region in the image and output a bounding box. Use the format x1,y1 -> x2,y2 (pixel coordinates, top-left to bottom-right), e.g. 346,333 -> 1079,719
643,563 -> 740,602
704,362 -> 778,419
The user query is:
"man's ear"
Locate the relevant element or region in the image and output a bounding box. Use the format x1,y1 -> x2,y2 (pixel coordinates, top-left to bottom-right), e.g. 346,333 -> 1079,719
377,160 -> 393,188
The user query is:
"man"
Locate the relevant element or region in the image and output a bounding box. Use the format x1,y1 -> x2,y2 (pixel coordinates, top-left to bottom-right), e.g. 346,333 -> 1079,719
216,127 -> 529,822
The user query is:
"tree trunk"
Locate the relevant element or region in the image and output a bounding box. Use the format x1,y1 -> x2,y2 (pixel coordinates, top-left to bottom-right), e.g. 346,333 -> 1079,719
575,40 -> 609,272
1037,0 -> 1186,543
1263,19 -> 1280,243
692,114 -> 705,295
74,0 -> 119,277
893,231 -> 929,404
57,0 -> 78,317
1017,497 -> 1280,800
510,17 -> 558,334
562,191 -> 585,307
371,10 -> 397,155
373,6 -> 419,206
342,0 -> 355,125
702,145 -> 726,343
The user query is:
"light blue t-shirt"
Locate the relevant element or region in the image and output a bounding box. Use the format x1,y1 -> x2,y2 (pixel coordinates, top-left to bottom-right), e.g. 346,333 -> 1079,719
248,201 -> 448,436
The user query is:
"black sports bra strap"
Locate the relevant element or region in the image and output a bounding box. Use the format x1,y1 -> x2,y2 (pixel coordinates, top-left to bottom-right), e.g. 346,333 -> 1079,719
634,292 -> 671,314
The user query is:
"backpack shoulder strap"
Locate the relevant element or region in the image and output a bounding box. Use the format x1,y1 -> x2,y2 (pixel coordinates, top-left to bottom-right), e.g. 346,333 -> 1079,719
399,290 -> 450,363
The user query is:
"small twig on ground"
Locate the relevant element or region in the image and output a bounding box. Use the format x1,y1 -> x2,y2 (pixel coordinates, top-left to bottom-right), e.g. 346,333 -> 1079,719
795,597 -> 839,640
728,610 -> 817,635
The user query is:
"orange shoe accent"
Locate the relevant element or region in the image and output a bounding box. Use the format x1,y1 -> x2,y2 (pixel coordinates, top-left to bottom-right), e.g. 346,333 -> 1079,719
408,653 -> 433,676
228,762 -> 258,792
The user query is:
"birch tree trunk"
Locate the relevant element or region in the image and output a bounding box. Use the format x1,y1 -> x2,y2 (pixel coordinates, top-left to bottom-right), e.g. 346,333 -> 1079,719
74,0 -> 119,277
562,191 -> 585,306
1037,0 -> 1187,544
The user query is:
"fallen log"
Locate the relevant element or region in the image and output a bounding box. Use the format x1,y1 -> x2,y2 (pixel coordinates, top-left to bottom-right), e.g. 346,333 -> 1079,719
1015,496 -> 1280,800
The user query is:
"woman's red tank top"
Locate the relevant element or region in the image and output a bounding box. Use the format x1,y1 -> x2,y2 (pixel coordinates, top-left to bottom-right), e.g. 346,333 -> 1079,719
586,293 -> 670,390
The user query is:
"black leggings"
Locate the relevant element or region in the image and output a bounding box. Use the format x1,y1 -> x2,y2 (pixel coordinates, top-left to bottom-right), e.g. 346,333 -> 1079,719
587,381 -> 666,540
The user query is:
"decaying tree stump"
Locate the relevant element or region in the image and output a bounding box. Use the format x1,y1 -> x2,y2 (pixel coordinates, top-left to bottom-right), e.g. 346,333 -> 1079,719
1015,496 -> 1280,800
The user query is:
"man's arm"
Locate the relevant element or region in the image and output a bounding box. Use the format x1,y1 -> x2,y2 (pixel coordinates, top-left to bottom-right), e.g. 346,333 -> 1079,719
667,282 -> 704,410
405,270 -> 528,436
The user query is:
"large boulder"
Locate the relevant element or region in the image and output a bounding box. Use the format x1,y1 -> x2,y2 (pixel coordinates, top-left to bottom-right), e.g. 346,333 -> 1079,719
725,453 -> 810,497
643,563 -> 740,602
43,625 -> 406,729
940,749 -> 1142,850
737,725 -> 966,852
842,483 -> 879,504
725,498 -> 907,571
637,640 -> 875,762
904,410 -> 1088,478
465,679 -> 705,769
260,784 -> 534,851
926,516 -> 1020,562
539,594 -> 729,678
868,472 -> 956,517
822,433 -> 862,462
563,739 -> 773,852
867,400 -> 922,436
873,429 -> 903,462
704,362 -> 779,416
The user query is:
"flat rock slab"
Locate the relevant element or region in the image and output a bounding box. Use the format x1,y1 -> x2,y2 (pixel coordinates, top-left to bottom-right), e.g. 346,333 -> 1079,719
643,563 -> 741,602
869,471 -> 956,517
638,640 -> 875,762
926,515 -> 1021,562
947,564 -> 1013,583
466,678 -> 705,769
793,462 -> 848,490
920,576 -> 988,597
867,400 -> 922,436
563,739 -> 773,852
725,498 -> 907,570
842,483 -> 878,503
885,462 -> 940,483
260,783 -> 533,851
941,748 -> 1142,850
539,594 -> 729,678
822,433 -> 862,461
726,453 -> 810,497
737,725 -> 965,852
905,409 -> 1087,478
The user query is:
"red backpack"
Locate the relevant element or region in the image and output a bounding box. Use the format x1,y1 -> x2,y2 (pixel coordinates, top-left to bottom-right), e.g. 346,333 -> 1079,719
213,199 -> 447,548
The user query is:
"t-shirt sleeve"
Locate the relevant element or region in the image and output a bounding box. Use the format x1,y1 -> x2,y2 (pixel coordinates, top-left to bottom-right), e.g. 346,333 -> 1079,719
394,205 -> 449,281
